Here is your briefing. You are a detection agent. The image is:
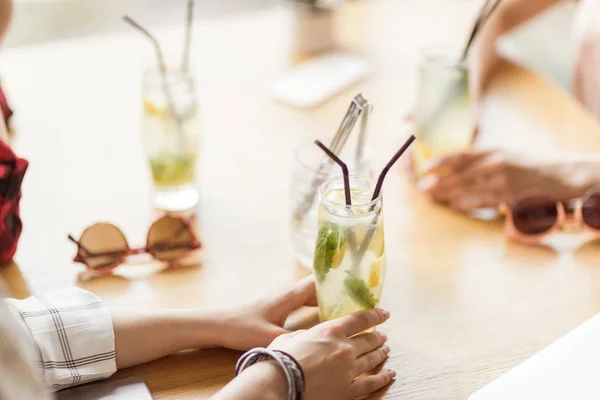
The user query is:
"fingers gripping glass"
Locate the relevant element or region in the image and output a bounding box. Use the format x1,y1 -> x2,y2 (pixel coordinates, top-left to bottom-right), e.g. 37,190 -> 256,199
500,189 -> 600,243
68,215 -> 201,274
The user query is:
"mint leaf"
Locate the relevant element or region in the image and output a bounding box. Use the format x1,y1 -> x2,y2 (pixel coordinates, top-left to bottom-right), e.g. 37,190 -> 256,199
344,273 -> 377,309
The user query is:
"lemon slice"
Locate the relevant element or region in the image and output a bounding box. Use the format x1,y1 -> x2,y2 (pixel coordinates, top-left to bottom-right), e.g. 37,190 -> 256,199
414,140 -> 432,160
413,140 -> 433,173
144,99 -> 167,116
368,223 -> 385,257
331,241 -> 347,269
368,256 -> 382,288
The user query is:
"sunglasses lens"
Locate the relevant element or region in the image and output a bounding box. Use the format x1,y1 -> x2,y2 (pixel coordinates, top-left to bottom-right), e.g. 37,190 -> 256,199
147,216 -> 196,261
582,192 -> 600,230
79,223 -> 128,270
512,196 -> 558,235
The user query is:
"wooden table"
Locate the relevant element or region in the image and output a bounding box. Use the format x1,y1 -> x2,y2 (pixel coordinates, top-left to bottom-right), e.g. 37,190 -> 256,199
2,1 -> 600,399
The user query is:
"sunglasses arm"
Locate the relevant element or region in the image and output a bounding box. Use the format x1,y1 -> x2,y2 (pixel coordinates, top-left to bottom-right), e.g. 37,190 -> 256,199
68,234 -> 93,255
498,203 -> 509,215
68,234 -> 123,257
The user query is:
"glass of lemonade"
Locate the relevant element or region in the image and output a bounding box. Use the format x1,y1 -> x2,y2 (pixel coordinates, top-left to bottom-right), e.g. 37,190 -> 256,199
143,66 -> 201,211
313,176 -> 386,322
412,44 -> 475,175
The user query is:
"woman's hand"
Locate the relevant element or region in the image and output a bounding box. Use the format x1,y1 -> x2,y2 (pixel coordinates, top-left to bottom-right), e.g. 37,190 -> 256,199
418,149 -> 593,213
214,276 -> 318,351
269,308 -> 393,400
213,308 -> 393,400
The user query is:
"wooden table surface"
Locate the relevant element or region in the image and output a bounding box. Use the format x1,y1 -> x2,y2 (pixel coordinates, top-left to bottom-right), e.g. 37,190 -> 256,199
2,1 -> 600,399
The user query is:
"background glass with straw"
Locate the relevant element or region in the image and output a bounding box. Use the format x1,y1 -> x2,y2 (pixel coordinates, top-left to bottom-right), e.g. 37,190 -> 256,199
312,135 -> 415,322
412,0 -> 501,176
124,0 -> 201,212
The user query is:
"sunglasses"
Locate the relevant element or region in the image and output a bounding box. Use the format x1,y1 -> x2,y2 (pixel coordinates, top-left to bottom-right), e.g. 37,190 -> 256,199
499,189 -> 600,243
68,215 -> 201,275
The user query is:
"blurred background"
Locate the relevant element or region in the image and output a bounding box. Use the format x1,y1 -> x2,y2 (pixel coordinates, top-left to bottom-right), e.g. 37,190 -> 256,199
5,0 -> 573,90
6,0 -> 281,47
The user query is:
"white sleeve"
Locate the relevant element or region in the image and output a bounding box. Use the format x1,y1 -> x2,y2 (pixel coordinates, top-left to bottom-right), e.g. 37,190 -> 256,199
5,287 -> 117,392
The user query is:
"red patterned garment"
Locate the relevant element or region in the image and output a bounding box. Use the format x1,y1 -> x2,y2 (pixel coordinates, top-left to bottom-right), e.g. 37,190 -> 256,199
0,85 -> 25,265
0,141 -> 27,264
0,83 -> 12,128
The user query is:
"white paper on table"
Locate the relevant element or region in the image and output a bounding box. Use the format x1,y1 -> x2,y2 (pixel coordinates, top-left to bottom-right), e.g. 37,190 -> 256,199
270,53 -> 371,108
56,376 -> 154,400
470,313 -> 600,400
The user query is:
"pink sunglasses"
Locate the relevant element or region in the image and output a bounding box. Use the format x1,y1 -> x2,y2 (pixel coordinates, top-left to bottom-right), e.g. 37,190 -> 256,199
499,188 -> 600,243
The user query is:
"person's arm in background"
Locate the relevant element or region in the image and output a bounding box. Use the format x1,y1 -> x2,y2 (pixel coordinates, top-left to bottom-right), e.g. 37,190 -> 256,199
469,0 -> 562,99
415,0 -> 600,213
419,149 -> 600,212
0,0 -> 12,43
572,0 -> 600,118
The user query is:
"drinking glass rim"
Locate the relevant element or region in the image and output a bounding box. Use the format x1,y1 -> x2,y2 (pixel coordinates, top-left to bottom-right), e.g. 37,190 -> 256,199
143,67 -> 195,85
318,175 -> 382,210
419,43 -> 466,70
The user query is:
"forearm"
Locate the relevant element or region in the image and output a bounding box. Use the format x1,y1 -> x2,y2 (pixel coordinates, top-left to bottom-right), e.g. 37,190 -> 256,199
211,362 -> 287,400
470,0 -> 562,98
111,309 -> 223,369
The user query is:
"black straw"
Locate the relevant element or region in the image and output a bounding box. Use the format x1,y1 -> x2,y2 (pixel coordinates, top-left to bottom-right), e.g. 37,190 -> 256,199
371,134 -> 416,200
315,140 -> 352,206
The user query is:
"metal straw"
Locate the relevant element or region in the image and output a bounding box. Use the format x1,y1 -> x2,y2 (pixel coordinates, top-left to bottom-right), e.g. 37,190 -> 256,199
355,99 -> 372,166
123,16 -> 168,75
461,0 -> 496,62
292,94 -> 370,228
182,0 -> 194,72
123,15 -> 185,142
460,0 -> 491,61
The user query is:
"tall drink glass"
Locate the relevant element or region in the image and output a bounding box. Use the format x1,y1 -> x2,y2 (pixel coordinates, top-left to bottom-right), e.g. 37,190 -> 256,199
412,45 -> 475,175
143,66 -> 201,211
313,176 -> 386,322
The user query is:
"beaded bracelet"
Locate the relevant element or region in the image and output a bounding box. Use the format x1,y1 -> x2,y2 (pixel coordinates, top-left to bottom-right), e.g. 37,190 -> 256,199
235,347 -> 305,400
